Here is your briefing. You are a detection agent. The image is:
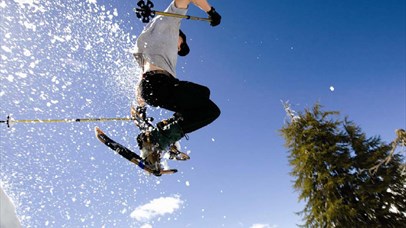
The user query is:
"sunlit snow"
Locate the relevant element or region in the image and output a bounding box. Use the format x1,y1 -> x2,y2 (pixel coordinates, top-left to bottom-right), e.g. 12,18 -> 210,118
0,184 -> 22,228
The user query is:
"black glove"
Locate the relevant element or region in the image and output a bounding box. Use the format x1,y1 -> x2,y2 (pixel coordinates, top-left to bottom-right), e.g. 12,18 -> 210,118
207,7 -> 221,27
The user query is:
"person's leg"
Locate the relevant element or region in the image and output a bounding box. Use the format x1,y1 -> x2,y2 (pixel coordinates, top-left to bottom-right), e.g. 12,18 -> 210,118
177,99 -> 220,133
158,80 -> 220,134
140,74 -> 176,108
139,74 -> 220,148
138,74 -> 186,149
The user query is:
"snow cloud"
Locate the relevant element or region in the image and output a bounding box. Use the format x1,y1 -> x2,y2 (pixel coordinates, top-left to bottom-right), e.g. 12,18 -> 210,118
140,224 -> 153,228
130,195 -> 184,222
250,224 -> 277,228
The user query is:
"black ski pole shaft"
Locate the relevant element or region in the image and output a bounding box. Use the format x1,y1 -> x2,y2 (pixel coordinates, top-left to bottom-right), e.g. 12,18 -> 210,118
155,10 -> 211,22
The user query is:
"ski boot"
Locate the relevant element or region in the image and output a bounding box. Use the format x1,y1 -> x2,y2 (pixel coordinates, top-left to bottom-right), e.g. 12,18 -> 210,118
135,117 -> 185,171
156,116 -> 190,161
137,120 -> 184,151
136,125 -> 184,171
136,131 -> 162,171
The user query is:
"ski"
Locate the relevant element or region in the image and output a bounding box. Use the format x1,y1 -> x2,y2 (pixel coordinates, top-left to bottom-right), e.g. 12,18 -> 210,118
94,127 -> 177,176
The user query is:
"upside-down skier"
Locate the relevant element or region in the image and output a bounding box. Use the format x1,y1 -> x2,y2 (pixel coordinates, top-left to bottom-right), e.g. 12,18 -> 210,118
132,0 -> 222,160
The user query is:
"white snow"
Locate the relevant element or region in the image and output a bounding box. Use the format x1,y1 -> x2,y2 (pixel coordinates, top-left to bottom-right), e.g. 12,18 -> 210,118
0,186 -> 22,228
6,75 -> 14,82
22,49 -> 31,57
16,72 -> 27,78
1,46 -> 12,53
23,21 -> 36,31
13,0 -> 35,6
140,224 -> 152,228
87,0 -> 97,4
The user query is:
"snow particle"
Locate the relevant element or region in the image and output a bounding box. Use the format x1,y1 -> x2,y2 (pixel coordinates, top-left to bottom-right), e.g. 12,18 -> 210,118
6,75 -> 14,82
1,45 -> 12,53
23,49 -> 32,56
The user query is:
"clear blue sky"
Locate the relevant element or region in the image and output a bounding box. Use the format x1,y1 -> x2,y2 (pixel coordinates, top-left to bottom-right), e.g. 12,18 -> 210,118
0,0 -> 405,227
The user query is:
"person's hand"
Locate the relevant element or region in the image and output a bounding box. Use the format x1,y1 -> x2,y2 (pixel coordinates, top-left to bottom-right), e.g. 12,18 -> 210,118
207,7 -> 221,26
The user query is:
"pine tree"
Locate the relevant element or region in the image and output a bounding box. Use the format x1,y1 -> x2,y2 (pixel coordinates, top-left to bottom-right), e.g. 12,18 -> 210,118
280,104 -> 406,227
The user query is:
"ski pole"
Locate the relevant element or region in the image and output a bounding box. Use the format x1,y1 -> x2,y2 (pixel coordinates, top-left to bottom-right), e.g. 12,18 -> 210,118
0,115 -> 135,128
134,0 -> 211,23
134,8 -> 211,23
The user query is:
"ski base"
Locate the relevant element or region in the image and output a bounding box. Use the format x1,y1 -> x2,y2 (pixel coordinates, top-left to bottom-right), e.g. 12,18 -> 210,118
95,127 -> 177,176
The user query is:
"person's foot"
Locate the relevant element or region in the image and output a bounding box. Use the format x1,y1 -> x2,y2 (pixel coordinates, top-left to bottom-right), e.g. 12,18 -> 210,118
137,120 -> 184,151
168,144 -> 190,160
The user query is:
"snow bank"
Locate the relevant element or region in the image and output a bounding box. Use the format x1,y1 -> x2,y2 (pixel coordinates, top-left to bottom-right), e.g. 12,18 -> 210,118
0,186 -> 21,228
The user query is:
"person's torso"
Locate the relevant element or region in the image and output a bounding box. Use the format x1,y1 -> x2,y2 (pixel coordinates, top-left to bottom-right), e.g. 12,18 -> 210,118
134,2 -> 188,77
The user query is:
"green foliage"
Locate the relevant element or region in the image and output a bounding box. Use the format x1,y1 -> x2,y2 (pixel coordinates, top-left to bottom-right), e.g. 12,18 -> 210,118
280,104 -> 406,227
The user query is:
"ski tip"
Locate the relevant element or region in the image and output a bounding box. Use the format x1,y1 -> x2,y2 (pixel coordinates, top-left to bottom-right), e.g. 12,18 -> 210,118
94,126 -> 106,142
163,169 -> 178,174
94,126 -> 102,134
150,169 -> 178,176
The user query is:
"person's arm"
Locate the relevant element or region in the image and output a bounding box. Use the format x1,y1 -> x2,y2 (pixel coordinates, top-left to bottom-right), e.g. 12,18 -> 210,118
175,0 -> 221,26
174,0 -> 191,10
191,0 -> 211,12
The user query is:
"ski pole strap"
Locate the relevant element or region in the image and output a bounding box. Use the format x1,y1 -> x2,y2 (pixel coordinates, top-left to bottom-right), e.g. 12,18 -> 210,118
138,160 -> 145,169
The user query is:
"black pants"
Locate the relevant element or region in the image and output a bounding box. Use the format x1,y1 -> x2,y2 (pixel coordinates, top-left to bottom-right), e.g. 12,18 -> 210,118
140,73 -> 220,134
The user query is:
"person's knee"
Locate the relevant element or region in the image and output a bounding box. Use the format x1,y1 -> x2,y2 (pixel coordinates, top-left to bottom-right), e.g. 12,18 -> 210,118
211,102 -> 221,120
201,86 -> 210,98
192,83 -> 210,98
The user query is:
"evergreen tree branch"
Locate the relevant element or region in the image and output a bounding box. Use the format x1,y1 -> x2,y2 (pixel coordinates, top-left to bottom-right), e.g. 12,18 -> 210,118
369,129 -> 406,175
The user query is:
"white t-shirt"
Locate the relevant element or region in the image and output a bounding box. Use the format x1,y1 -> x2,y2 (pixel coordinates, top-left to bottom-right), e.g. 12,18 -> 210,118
134,1 -> 188,77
